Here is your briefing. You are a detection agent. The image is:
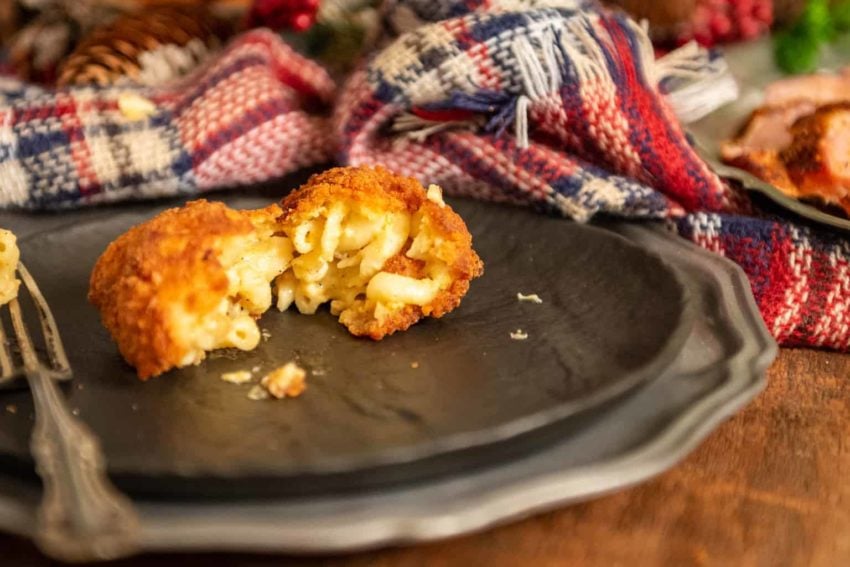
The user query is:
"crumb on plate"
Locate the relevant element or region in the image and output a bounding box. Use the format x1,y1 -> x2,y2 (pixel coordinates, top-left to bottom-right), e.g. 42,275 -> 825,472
510,329 -> 529,340
260,362 -> 307,399
411,361 -> 419,369
517,292 -> 542,304
247,384 -> 269,401
221,370 -> 253,384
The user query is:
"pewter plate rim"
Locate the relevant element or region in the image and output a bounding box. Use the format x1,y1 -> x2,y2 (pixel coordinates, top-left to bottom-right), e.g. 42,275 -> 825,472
0,223 -> 777,557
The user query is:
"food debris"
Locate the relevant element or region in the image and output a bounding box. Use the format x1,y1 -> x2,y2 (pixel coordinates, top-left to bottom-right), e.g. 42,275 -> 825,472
251,365 -> 261,373
411,361 -> 419,369
510,329 -> 529,340
261,329 -> 272,341
260,362 -> 307,399
517,292 -> 543,304
118,92 -> 156,121
426,184 -> 446,207
221,370 -> 253,385
311,368 -> 327,376
247,385 -> 270,401
71,408 -> 80,416
5,404 -> 16,414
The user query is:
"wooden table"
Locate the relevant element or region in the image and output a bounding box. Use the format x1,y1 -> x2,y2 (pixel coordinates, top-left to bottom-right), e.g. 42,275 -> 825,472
2,348 -> 847,566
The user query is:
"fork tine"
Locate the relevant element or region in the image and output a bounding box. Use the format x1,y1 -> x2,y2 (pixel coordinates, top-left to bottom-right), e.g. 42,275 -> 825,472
0,316 -> 15,383
8,296 -> 38,372
17,263 -> 71,379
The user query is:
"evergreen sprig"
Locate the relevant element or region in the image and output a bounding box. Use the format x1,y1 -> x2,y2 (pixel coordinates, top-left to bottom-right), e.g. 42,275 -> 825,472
775,0 -> 850,73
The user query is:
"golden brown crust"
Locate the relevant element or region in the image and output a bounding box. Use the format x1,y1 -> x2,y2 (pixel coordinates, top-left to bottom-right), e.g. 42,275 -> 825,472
90,166 -> 483,379
281,166 -> 484,339
88,200 -> 280,379
279,166 -> 424,222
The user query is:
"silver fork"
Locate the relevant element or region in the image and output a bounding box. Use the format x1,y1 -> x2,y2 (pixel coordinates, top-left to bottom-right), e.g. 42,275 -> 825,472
0,263 -> 140,562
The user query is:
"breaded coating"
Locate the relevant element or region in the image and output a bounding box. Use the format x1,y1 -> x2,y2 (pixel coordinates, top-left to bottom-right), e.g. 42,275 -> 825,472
0,229 -> 19,306
89,166 -> 483,379
89,200 -> 288,379
276,166 -> 484,339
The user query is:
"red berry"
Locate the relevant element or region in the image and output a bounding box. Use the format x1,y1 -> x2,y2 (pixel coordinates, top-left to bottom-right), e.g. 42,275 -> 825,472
291,12 -> 314,31
736,0 -> 754,14
248,0 -> 320,31
738,19 -> 760,38
710,13 -> 732,37
752,0 -> 772,22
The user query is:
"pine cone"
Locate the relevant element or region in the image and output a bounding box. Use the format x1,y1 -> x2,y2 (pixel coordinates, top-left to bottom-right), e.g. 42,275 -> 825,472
57,4 -> 225,87
0,1 -> 19,45
7,1 -> 119,83
9,10 -> 80,83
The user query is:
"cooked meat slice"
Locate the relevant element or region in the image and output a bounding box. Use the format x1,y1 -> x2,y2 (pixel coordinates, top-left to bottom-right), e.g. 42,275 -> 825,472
722,147 -> 800,197
721,69 -> 850,215
721,102 -> 817,159
781,103 -> 850,211
763,68 -> 850,107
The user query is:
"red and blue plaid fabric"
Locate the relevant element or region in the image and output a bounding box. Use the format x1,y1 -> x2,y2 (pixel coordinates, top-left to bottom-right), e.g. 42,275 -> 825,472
336,1 -> 850,349
0,29 -> 335,209
0,1 -> 848,350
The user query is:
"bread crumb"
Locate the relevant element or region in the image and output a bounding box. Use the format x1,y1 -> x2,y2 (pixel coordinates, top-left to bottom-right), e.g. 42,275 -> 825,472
251,366 -> 261,373
311,368 -> 326,376
221,370 -> 253,384
5,404 -> 16,414
510,329 -> 528,340
517,292 -> 542,304
247,385 -> 270,401
411,361 -> 419,369
261,329 -> 272,341
260,362 -> 307,399
426,184 -> 446,207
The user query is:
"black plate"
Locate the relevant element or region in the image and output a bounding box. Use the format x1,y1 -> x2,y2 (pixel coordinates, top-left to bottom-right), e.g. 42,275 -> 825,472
0,222 -> 777,560
0,196 -> 693,497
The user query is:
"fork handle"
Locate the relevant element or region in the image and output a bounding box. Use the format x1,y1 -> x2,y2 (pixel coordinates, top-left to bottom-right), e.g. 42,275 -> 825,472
27,368 -> 140,562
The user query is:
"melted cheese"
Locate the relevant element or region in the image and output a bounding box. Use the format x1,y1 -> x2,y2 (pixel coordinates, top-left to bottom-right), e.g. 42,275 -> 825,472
275,200 -> 452,326
178,234 -> 292,367
0,229 -> 19,306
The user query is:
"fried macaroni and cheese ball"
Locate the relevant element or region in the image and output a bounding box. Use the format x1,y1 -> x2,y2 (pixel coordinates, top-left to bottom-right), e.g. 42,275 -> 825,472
0,229 -> 20,306
88,201 -> 292,380
275,167 -> 483,339
89,166 -> 483,379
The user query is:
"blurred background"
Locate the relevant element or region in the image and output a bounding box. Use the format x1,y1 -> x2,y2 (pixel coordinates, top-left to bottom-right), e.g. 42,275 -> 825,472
0,0 -> 842,91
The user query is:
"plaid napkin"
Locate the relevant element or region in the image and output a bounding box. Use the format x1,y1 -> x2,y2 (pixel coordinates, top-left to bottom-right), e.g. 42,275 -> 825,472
1,2 -> 848,350
0,29 -> 335,209
336,1 -> 850,350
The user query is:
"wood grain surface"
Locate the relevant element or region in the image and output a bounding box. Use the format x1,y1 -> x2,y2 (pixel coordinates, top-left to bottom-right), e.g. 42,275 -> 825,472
2,348 -> 848,566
